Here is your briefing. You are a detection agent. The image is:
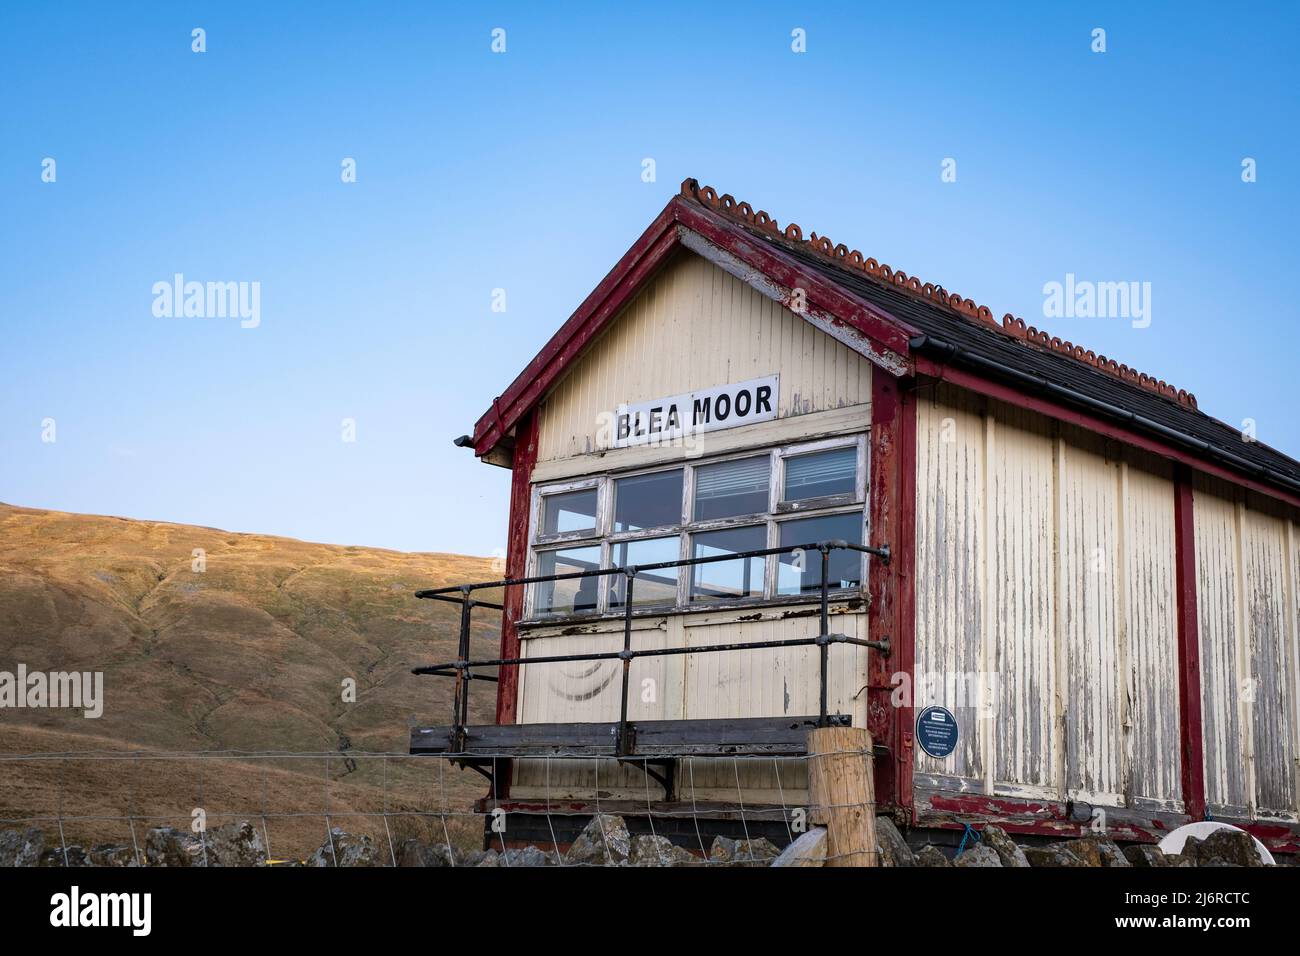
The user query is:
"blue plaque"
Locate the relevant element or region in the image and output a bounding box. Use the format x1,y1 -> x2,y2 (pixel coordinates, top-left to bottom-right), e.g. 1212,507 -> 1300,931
916,706 -> 959,759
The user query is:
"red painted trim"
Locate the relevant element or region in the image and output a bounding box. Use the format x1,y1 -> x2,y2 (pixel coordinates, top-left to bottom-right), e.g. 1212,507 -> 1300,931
1238,820 -> 1300,854
1173,469 -> 1207,821
867,372 -> 917,819
918,793 -> 1177,844
895,384 -> 917,824
916,792 -> 1300,853
671,201 -> 917,358
495,409 -> 539,727
473,206 -> 681,456
472,196 -> 916,458
867,375 -> 898,811
488,410 -> 539,801
915,357 -> 1300,512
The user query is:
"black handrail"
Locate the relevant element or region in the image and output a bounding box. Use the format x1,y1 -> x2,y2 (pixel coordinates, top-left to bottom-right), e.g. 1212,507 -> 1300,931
411,540 -> 890,756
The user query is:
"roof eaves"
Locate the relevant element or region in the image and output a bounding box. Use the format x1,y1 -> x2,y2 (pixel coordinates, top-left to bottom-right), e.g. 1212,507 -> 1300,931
678,178 -> 1199,412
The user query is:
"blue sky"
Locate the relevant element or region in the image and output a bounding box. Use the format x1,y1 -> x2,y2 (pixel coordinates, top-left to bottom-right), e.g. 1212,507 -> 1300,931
1,2 -> 1296,556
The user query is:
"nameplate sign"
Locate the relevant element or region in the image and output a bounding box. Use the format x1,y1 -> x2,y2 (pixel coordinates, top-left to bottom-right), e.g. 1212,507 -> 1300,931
610,375 -> 779,449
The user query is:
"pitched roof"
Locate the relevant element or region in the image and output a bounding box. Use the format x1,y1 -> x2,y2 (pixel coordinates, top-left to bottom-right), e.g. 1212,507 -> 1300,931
469,179 -> 1300,502
680,179 -> 1198,407
677,180 -> 1300,495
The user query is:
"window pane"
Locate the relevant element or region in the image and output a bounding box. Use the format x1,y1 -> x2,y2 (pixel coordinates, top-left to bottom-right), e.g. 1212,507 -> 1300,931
693,456 -> 770,521
783,447 -> 857,502
534,546 -> 601,615
608,536 -> 680,608
690,526 -> 766,603
541,489 -> 598,535
777,513 -> 863,594
614,470 -> 683,532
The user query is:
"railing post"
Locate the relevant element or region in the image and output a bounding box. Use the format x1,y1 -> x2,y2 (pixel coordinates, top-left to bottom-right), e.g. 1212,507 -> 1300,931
453,587 -> 472,750
460,600 -> 474,730
819,546 -> 831,725
618,570 -> 636,755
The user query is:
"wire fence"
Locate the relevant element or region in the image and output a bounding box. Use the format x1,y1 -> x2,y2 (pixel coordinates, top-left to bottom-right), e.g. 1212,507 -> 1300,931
0,746 -> 880,866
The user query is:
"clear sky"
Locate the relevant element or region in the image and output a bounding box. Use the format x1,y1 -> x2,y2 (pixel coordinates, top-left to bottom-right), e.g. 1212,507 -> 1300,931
1,2 -> 1297,557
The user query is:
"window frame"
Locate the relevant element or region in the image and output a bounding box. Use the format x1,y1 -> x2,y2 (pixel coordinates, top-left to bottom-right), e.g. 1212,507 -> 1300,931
523,433 -> 868,621
530,476 -> 603,546
530,542 -> 604,617
774,436 -> 868,514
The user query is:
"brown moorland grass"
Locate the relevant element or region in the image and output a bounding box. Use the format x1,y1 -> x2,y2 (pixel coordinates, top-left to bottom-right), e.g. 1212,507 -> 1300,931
0,503 -> 499,860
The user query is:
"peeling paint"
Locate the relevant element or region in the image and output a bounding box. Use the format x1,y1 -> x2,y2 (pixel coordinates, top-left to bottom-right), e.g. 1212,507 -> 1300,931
916,386 -> 1183,812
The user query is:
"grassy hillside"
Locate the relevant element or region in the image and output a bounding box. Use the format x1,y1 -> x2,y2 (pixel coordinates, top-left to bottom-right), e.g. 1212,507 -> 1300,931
0,503 -> 502,858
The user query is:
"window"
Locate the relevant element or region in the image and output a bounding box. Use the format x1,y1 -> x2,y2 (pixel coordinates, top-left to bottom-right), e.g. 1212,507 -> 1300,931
777,512 -> 864,594
539,487 -> 598,536
534,546 -> 601,615
782,446 -> 858,505
693,456 -> 769,520
527,435 -> 867,618
691,526 -> 766,602
614,470 -> 682,532
608,536 -> 679,608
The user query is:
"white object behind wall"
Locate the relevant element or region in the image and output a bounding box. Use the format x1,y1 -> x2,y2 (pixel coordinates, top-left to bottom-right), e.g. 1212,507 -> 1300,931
1157,821 -> 1275,865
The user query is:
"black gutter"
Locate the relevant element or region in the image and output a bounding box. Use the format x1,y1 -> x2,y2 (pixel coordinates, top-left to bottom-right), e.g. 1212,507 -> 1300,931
909,334 -> 1300,498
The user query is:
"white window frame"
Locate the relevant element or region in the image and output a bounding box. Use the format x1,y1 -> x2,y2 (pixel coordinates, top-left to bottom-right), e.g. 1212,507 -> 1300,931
523,433 -> 869,621
530,477 -> 602,546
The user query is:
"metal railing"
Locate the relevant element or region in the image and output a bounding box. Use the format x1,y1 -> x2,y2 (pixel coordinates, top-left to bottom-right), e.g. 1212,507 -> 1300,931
411,540 -> 890,756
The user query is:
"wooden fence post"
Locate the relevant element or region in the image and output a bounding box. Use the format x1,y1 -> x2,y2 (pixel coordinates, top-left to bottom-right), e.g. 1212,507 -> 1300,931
807,726 -> 877,867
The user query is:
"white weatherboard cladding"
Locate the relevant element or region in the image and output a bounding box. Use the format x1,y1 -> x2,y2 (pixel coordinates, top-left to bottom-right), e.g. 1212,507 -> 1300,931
1195,485 -> 1247,813
987,405 -> 1057,793
913,390 -> 986,788
535,251 -> 874,465
1123,462 -> 1183,804
914,384 -> 1183,809
1058,431 -> 1125,804
1194,474 -> 1300,821
508,609 -> 869,801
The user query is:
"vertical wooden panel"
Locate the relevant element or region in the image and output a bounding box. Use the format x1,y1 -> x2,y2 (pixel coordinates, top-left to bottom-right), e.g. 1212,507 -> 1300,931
1289,521 -> 1300,818
1057,429 -> 1124,804
986,405 -> 1057,795
681,613 -> 869,724
1195,474 -> 1251,816
1121,454 -> 1182,808
1194,477 -> 1300,820
1240,498 -> 1297,818
913,387 -> 985,788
